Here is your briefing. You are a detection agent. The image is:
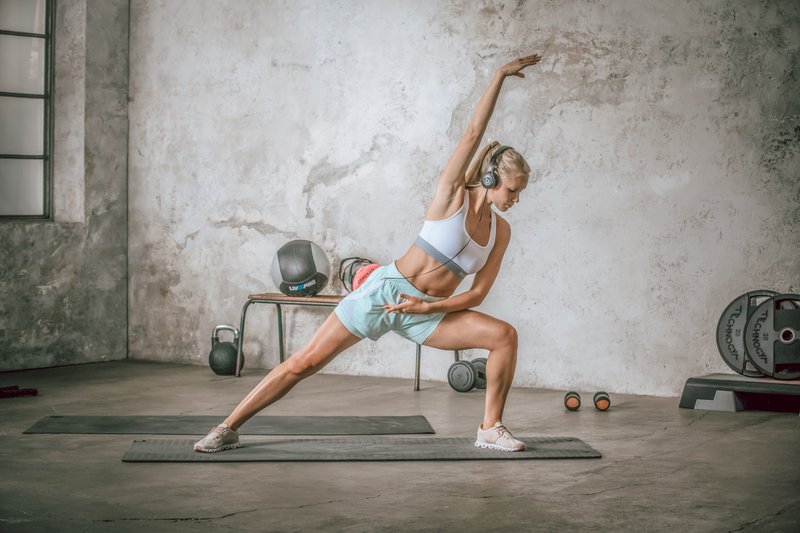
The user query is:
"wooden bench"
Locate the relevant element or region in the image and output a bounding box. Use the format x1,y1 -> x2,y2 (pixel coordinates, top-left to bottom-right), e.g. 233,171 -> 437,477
235,292 -> 459,391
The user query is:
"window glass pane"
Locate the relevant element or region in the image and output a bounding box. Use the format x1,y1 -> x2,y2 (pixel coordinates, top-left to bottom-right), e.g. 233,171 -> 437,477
0,34 -> 44,94
0,159 -> 44,215
0,96 -> 43,154
0,0 -> 45,34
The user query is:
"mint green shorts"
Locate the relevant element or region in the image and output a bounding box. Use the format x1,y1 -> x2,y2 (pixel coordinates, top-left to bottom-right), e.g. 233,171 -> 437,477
334,262 -> 447,344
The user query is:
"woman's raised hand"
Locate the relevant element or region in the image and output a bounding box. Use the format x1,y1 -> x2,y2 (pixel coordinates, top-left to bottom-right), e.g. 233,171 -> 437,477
498,53 -> 543,78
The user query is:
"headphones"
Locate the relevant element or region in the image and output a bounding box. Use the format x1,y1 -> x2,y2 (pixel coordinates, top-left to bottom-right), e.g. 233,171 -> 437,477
480,145 -> 512,189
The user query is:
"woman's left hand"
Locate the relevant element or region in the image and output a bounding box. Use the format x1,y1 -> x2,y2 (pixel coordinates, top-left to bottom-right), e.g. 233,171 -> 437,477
384,294 -> 430,315
497,53 -> 542,78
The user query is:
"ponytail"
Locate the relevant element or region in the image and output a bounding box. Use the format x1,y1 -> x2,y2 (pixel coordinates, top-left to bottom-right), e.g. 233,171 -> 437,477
465,141 -> 501,189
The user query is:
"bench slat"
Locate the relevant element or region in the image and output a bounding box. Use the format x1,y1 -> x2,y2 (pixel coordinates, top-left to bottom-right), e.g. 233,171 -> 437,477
246,293 -> 344,304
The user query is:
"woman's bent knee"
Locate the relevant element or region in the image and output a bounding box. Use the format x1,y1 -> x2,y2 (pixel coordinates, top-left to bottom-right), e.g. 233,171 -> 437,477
495,321 -> 518,349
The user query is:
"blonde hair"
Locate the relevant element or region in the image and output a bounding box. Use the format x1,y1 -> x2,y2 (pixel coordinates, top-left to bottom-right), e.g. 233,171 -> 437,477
465,141 -> 531,189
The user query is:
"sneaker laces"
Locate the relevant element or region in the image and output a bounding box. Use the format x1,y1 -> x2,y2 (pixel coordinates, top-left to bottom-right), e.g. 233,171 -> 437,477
208,424 -> 230,437
494,423 -> 516,441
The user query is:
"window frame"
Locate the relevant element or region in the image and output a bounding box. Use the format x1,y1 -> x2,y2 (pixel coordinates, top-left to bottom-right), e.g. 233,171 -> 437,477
0,0 -> 55,220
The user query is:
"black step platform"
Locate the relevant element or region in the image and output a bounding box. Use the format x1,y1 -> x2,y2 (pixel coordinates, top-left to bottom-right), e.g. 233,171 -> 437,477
679,373 -> 800,412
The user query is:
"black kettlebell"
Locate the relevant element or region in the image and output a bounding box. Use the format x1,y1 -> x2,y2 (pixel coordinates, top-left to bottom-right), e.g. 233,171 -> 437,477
209,325 -> 243,375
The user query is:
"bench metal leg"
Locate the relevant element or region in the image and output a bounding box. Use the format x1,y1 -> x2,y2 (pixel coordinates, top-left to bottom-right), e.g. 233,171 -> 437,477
414,344 -> 421,391
276,304 -> 285,363
236,299 -> 255,377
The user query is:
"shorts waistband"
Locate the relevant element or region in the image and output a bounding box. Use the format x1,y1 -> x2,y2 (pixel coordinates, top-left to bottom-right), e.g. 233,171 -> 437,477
384,262 -> 445,303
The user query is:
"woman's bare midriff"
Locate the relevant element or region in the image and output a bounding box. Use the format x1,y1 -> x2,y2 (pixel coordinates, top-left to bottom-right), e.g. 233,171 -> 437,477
394,245 -> 464,298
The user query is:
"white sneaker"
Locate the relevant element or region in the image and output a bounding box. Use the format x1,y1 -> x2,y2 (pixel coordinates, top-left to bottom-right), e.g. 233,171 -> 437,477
193,423 -> 240,453
475,421 -> 525,452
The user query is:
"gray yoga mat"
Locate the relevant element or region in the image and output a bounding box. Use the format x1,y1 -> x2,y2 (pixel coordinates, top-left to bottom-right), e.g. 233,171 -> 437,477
24,415 -> 434,435
122,436 -> 601,462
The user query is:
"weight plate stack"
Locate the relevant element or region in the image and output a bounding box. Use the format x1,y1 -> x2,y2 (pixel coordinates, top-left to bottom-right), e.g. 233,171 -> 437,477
716,290 -> 777,377
472,358 -> 487,389
744,294 -> 800,380
448,361 -> 476,392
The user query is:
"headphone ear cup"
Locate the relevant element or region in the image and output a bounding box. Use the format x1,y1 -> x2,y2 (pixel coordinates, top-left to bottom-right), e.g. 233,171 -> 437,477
481,170 -> 498,189
481,145 -> 511,190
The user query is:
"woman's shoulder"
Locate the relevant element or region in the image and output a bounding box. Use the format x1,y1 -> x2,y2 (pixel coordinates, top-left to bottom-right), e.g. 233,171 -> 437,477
493,212 -> 511,239
426,184 -> 466,221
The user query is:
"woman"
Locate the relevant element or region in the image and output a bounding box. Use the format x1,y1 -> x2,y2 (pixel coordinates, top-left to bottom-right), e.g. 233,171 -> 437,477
195,53 -> 542,453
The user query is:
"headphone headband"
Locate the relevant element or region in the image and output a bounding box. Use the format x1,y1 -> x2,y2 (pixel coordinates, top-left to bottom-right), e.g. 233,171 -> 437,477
489,145 -> 512,168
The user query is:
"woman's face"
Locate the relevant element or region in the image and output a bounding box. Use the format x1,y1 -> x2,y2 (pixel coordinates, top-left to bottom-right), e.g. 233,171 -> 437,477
491,172 -> 529,212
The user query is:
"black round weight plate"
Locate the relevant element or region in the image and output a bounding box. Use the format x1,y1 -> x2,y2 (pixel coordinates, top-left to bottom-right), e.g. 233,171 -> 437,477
448,361 -> 476,392
471,358 -> 487,389
744,294 -> 800,380
716,290 -> 776,377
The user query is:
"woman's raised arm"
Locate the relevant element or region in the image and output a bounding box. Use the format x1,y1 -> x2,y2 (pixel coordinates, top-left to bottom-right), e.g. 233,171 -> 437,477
429,54 -> 542,213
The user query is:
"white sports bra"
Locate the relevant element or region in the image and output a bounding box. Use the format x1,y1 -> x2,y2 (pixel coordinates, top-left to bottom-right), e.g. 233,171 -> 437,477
415,192 -> 496,279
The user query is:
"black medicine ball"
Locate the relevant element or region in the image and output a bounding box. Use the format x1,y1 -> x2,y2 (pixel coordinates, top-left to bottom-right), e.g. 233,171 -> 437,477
270,239 -> 331,297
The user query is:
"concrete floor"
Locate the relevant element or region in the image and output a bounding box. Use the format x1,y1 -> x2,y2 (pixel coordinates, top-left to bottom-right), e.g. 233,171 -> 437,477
0,360 -> 798,532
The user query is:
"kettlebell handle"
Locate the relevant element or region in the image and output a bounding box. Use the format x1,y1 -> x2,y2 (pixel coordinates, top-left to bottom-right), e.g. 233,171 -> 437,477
212,324 -> 239,344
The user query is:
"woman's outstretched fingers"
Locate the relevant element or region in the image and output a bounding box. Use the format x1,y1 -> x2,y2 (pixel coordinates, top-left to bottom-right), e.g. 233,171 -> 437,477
520,54 -> 542,68
499,53 -> 543,78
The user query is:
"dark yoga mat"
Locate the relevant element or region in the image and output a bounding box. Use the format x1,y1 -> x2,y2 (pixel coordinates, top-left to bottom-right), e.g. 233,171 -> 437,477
24,415 -> 434,436
122,436 -> 601,462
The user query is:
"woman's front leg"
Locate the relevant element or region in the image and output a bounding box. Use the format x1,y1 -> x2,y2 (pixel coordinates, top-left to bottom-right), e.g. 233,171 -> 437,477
223,312 -> 362,430
482,325 -> 518,427
423,310 -> 519,428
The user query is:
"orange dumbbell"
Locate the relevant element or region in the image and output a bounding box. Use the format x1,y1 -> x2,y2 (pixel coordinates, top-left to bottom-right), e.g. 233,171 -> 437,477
564,391 -> 581,411
593,391 -> 611,411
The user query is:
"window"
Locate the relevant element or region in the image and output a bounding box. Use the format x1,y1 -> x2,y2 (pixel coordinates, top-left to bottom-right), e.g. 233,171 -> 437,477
0,0 -> 54,219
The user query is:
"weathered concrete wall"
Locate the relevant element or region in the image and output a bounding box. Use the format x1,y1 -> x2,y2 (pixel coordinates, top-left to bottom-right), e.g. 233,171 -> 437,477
128,0 -> 799,395
0,0 -> 129,371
